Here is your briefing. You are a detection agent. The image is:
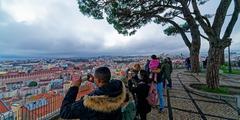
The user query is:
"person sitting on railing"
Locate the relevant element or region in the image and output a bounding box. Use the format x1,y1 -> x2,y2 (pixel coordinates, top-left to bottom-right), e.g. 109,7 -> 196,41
60,67 -> 126,120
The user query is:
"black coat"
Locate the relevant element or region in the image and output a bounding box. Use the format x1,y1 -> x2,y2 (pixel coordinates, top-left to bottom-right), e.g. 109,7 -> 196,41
133,81 -> 151,114
60,80 -> 126,120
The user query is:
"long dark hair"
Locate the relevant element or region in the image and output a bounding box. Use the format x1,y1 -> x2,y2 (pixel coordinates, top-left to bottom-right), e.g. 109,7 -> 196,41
139,70 -> 150,83
87,73 -> 94,82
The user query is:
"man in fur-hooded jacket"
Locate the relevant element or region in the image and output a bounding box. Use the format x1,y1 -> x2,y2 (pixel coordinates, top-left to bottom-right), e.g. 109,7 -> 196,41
60,67 -> 126,120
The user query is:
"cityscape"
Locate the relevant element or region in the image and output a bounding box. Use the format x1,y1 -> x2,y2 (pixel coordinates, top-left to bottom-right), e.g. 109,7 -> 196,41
1,54 -> 240,119
1,0 -> 240,120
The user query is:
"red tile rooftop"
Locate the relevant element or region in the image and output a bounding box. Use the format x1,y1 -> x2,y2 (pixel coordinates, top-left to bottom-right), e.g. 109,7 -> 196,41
39,79 -> 52,82
39,83 -> 49,86
0,99 -> 9,113
1,97 -> 12,101
20,94 -> 64,119
0,68 -> 63,79
30,92 -> 59,101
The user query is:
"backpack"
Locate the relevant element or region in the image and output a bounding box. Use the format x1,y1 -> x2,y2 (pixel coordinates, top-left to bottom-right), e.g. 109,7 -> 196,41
146,82 -> 158,106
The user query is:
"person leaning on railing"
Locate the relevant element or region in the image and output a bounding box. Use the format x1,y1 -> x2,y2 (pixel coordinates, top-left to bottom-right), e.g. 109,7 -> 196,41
60,67 -> 126,120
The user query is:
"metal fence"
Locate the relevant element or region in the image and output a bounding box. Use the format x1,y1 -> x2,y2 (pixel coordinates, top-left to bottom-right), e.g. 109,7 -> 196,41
0,85 -> 92,120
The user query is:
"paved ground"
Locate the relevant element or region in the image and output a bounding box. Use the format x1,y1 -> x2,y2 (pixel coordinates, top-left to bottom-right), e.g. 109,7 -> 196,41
147,70 -> 239,120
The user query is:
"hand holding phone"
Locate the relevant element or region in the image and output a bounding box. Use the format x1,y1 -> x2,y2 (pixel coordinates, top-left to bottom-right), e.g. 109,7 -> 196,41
71,74 -> 82,87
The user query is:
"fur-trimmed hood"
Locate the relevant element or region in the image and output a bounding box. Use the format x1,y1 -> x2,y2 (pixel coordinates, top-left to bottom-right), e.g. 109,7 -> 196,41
83,80 -> 126,113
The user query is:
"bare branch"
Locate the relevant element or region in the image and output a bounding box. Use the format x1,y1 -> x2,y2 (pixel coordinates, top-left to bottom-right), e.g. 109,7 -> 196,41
201,16 -> 211,27
222,0 -> 240,40
200,34 -> 209,41
212,0 -> 232,36
192,0 -> 214,37
175,15 -> 185,20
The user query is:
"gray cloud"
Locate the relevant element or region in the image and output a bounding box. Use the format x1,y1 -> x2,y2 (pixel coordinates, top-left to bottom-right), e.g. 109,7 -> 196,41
0,0 -> 239,58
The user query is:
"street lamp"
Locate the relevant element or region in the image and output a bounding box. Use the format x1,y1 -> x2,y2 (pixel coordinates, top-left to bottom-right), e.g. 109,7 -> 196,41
228,39 -> 232,73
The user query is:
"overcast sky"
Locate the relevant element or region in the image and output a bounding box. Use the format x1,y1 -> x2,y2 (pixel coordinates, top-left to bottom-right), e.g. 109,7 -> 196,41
0,0 -> 239,58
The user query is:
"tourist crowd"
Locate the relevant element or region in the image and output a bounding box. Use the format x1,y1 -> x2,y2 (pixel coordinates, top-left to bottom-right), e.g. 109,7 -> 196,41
60,54 -> 173,120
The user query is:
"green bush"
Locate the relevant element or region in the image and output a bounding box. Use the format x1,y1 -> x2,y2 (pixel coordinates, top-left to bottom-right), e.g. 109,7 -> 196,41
25,93 -> 32,97
28,81 -> 38,87
220,65 -> 240,75
200,85 -> 229,95
192,84 -> 229,95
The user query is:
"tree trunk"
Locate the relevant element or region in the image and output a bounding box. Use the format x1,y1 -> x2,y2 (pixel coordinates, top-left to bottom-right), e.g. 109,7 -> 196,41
190,49 -> 200,73
220,49 -> 225,65
190,38 -> 200,73
206,45 -> 222,89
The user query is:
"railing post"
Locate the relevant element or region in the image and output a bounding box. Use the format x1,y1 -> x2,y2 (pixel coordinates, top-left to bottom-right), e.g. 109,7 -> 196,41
237,96 -> 240,119
51,97 -> 53,117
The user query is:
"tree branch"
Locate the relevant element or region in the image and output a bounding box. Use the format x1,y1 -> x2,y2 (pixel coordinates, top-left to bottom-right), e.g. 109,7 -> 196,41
154,15 -> 192,48
200,34 -> 209,41
222,0 -> 240,40
192,0 -> 215,37
175,15 -> 185,20
201,16 -> 211,27
160,5 -> 183,10
212,0 -> 232,36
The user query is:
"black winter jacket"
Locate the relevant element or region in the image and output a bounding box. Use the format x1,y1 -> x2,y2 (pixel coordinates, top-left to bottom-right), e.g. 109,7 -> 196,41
133,81 -> 151,114
60,80 -> 126,120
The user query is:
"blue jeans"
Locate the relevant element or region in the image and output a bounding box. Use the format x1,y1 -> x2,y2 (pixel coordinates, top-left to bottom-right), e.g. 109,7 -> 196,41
157,82 -> 164,109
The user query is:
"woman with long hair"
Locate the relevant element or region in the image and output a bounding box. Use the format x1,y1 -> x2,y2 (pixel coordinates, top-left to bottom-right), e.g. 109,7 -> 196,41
133,70 -> 151,120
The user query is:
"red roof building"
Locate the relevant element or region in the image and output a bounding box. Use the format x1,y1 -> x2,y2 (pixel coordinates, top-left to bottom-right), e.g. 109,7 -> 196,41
17,86 -> 93,119
19,92 -> 64,120
0,99 -> 9,113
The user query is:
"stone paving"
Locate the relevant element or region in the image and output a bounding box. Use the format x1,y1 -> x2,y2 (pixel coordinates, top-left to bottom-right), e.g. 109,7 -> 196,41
147,70 -> 239,120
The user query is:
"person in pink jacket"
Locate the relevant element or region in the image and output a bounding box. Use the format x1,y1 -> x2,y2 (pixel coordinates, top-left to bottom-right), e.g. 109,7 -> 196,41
149,55 -> 160,82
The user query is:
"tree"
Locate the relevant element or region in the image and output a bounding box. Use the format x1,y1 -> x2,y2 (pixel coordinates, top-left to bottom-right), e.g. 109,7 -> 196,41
77,0 -> 202,73
28,81 -> 38,87
77,0 -> 240,88
189,0 -> 240,88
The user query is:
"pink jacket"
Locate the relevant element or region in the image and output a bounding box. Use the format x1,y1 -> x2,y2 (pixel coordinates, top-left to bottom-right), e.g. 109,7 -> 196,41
149,59 -> 160,70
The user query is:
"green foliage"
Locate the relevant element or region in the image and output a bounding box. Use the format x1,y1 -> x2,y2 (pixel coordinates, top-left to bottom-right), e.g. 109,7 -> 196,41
164,26 -> 179,36
192,84 -> 229,95
77,0 -> 170,36
25,93 -> 32,97
28,81 -> 38,87
200,85 -> 229,95
164,22 -> 190,36
220,65 -> 240,75
77,0 -> 209,36
78,0 -> 104,19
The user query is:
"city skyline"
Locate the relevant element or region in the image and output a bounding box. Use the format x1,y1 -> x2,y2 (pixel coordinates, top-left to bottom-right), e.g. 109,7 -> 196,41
0,0 -> 240,58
